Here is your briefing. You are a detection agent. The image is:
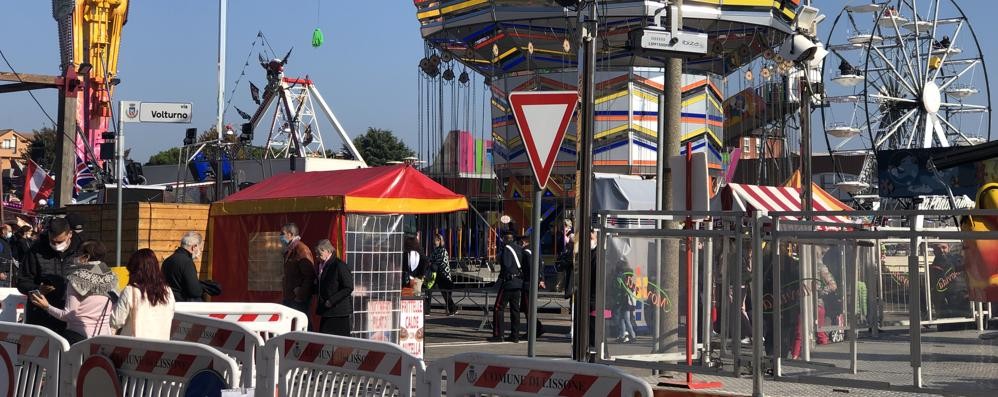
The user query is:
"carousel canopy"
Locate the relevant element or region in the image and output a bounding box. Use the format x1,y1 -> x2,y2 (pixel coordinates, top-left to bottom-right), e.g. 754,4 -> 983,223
210,164 -> 469,216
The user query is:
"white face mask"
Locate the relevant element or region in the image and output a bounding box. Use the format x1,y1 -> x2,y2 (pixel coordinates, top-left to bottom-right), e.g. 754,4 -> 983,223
3,232 -> 11,239
51,240 -> 70,252
590,240 -> 597,250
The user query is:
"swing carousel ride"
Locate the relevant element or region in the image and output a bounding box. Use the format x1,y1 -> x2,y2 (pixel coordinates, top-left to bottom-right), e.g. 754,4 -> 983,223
412,0 -> 810,256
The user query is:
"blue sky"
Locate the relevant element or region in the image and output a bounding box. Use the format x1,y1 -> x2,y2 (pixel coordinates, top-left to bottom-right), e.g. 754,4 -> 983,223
0,1 -> 994,163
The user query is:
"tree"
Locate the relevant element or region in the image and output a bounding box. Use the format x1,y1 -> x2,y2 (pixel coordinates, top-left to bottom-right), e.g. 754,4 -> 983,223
23,126 -> 58,171
347,127 -> 414,167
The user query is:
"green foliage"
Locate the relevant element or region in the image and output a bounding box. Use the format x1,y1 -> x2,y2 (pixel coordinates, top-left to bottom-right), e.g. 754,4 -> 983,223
349,127 -> 414,167
23,126 -> 58,171
146,147 -> 183,165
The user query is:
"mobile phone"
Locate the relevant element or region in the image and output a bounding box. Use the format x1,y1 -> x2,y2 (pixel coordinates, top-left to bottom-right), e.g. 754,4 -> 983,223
28,289 -> 41,296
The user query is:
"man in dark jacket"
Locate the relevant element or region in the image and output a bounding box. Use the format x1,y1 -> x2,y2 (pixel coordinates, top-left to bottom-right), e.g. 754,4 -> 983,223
315,239 -> 353,336
280,223 -> 316,318
162,231 -> 204,302
16,217 -> 81,334
489,230 -> 524,343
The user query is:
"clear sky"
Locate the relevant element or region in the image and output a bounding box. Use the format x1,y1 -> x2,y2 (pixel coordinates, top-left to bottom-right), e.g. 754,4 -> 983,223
0,1 -> 994,163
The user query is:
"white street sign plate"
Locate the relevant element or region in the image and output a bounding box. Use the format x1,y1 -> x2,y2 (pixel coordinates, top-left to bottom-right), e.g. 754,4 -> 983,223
121,101 -> 193,124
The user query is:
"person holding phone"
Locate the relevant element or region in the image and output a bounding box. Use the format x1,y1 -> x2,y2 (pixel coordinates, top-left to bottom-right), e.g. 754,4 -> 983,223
28,241 -> 117,344
16,217 -> 81,335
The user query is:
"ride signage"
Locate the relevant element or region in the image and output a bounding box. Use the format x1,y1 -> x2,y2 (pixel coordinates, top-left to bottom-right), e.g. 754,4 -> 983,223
507,91 -> 579,189
120,101 -> 193,124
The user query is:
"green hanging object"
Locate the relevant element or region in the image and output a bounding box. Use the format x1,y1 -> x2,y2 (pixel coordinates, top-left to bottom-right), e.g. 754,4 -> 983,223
311,28 -> 324,48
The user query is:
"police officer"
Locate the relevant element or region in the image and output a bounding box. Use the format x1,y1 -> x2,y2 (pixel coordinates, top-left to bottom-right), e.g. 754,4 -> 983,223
488,230 -> 524,343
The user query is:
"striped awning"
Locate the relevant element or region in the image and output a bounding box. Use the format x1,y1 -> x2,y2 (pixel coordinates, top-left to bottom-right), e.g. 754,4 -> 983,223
725,183 -> 853,224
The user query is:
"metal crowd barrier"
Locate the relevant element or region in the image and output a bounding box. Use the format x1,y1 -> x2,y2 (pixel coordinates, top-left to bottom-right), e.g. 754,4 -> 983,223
60,335 -> 240,397
256,331 -> 425,397
175,302 -> 308,340
0,288 -> 26,323
426,352 -> 654,396
589,208 -> 998,396
171,312 -> 264,389
0,322 -> 70,397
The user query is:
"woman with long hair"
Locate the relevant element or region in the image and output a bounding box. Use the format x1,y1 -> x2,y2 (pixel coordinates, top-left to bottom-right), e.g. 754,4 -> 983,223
29,240 -> 118,344
402,235 -> 427,296
111,249 -> 175,339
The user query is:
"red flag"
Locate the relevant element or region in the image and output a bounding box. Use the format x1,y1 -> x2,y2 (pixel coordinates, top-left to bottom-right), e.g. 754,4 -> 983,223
22,159 -> 55,212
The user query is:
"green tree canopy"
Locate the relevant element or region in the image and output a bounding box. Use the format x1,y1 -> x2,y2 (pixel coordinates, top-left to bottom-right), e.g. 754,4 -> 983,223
347,127 -> 414,167
23,126 -> 58,171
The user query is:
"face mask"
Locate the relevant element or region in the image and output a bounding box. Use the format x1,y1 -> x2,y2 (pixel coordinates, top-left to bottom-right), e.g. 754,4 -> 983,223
280,235 -> 290,246
51,240 -> 70,252
3,233 -> 10,239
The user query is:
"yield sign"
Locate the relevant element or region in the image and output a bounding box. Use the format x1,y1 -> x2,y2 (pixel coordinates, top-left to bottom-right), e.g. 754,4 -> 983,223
508,91 -> 579,188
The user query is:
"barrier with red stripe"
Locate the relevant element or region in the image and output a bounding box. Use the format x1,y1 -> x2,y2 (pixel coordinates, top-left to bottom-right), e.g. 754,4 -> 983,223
60,336 -> 239,397
0,322 -> 70,397
0,288 -> 26,323
175,302 -> 307,341
427,353 -> 653,397
257,331 -> 425,397
171,312 -> 263,389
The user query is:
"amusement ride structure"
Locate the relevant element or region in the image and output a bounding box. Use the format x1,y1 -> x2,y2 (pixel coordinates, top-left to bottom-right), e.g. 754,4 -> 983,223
820,0 -> 990,211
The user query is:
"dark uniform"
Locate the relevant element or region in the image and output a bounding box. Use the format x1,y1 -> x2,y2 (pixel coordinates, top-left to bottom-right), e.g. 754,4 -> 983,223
491,239 -> 524,342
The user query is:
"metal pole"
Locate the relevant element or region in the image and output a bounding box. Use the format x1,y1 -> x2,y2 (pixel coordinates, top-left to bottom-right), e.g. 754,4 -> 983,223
659,0 -> 684,354
215,0 -> 227,201
751,214 -> 765,397
908,216 -> 923,388
528,183 -> 542,357
115,101 -> 124,267
654,92 -> 666,355
573,1 -> 597,362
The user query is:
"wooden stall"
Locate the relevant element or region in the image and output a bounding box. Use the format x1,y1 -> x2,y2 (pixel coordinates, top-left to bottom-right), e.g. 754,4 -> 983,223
65,203 -> 210,271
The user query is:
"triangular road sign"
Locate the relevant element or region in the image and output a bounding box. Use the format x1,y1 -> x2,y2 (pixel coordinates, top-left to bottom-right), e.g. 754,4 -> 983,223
508,91 -> 578,189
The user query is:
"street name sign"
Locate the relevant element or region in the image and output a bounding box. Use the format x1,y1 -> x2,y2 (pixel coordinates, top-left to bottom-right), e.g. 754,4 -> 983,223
508,91 -> 579,189
121,101 -> 193,124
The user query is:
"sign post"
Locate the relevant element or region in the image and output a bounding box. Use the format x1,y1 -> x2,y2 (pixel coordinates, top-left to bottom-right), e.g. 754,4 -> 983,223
508,91 -> 578,357
117,101 -> 192,267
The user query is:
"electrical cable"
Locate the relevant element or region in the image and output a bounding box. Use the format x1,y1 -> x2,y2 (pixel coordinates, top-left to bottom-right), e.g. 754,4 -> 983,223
0,48 -> 58,126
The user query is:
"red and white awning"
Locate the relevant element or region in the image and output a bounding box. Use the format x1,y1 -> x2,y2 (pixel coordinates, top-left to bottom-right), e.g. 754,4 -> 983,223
725,183 -> 853,224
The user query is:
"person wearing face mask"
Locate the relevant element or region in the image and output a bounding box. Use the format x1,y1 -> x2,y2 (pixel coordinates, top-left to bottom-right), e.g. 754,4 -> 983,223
29,240 -> 117,344
0,223 -> 14,286
314,239 -> 353,336
161,231 -> 205,302
16,217 -> 81,335
280,223 -> 316,320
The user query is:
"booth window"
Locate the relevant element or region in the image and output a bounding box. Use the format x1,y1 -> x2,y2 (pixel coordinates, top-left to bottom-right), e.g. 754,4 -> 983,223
247,231 -> 285,292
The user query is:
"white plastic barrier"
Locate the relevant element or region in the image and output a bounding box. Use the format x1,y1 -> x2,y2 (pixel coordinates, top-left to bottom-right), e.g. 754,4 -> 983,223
171,312 -> 264,389
256,331 -> 425,397
0,288 -> 26,323
60,336 -> 240,397
0,322 -> 70,397
427,352 -> 654,397
175,302 -> 308,340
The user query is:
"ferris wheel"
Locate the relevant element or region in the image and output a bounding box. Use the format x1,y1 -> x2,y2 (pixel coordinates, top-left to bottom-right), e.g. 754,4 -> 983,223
819,0 -> 991,203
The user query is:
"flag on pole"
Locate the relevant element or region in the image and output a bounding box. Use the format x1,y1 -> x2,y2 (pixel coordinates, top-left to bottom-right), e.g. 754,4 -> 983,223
22,159 -> 55,212
75,156 -> 95,196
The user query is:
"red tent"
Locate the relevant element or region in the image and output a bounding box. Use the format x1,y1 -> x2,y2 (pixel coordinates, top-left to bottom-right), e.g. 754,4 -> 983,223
205,164 -> 468,303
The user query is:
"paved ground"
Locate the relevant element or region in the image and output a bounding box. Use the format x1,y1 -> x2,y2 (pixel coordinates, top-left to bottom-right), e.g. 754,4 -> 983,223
422,295 -> 998,396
